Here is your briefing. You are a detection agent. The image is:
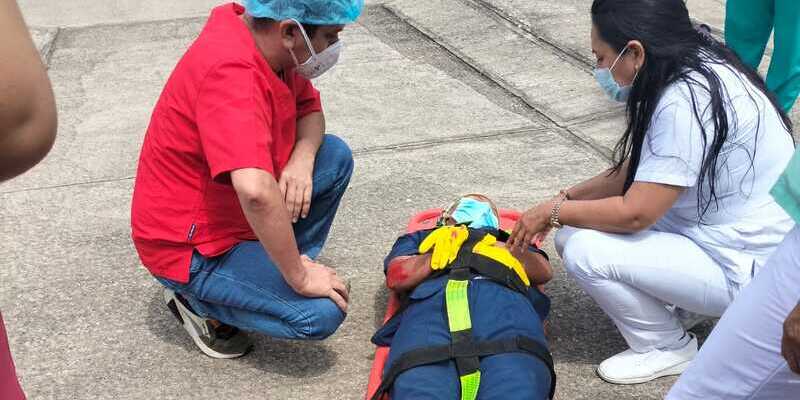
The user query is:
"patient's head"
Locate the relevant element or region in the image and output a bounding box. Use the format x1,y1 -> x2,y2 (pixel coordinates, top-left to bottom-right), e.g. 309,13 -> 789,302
439,194 -> 500,230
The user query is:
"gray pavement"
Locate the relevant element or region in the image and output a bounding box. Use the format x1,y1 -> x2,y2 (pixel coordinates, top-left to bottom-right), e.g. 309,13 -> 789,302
1,1 -> 796,399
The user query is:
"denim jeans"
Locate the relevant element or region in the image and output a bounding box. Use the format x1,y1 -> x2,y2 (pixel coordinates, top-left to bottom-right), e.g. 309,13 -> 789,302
158,134 -> 353,340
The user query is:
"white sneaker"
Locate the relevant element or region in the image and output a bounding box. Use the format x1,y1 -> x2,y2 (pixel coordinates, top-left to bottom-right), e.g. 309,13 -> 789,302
597,334 -> 698,384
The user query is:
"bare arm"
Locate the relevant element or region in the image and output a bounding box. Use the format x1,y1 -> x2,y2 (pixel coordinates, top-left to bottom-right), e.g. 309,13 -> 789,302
510,245 -> 553,285
293,111 -> 325,161
558,181 -> 683,233
386,242 -> 552,293
231,167 -> 348,311
0,0 -> 57,182
567,159 -> 629,201
509,181 -> 684,249
385,253 -> 434,293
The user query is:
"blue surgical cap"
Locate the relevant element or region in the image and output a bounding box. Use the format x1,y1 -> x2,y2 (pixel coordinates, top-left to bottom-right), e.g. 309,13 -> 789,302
244,0 -> 364,26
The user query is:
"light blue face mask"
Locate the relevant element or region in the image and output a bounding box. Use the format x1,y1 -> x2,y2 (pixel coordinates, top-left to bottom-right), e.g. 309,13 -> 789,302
449,198 -> 500,230
594,47 -> 638,103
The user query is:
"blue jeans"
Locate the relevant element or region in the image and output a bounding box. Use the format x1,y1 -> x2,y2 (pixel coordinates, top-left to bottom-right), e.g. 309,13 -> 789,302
158,134 -> 353,340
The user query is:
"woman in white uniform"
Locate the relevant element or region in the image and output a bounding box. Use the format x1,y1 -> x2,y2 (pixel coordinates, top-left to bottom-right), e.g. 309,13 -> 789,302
507,0 -> 796,385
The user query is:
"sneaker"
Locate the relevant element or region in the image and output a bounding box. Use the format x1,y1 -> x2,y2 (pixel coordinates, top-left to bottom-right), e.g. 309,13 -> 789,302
163,288 -> 253,359
597,334 -> 698,384
675,308 -> 710,331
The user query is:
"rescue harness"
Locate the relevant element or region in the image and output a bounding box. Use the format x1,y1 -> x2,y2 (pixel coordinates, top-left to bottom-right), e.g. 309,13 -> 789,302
371,227 -> 557,400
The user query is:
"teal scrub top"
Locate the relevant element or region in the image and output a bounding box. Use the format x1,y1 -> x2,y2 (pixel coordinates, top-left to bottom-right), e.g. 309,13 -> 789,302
772,147 -> 800,223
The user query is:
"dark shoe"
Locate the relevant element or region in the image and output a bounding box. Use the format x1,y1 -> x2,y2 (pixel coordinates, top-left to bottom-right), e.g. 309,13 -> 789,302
163,288 -> 253,359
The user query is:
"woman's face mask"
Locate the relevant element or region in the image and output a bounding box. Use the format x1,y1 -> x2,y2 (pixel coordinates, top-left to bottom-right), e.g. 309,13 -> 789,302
289,19 -> 342,80
594,46 -> 638,103
449,198 -> 500,230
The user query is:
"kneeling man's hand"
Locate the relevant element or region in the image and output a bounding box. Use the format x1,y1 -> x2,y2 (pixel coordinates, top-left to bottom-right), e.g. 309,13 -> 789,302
783,303 -> 800,374
279,158 -> 314,223
295,258 -> 349,313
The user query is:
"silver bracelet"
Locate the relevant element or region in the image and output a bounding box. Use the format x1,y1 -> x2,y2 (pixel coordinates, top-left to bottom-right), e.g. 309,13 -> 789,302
549,190 -> 569,228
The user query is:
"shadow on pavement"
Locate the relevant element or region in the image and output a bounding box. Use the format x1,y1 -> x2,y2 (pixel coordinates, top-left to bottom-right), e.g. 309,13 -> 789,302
372,285 -> 390,330
145,288 -> 339,379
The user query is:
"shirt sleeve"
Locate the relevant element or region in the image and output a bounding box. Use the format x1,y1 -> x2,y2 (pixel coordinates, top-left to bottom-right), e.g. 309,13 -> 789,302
383,230 -> 431,273
634,91 -> 707,188
196,61 -> 274,183
292,73 -> 323,119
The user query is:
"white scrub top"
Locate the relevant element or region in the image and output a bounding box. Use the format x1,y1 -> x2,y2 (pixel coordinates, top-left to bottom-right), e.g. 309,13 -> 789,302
634,60 -> 796,287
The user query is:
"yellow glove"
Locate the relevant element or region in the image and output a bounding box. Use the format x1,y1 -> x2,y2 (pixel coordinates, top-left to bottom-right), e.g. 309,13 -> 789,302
418,226 -> 469,270
472,234 -> 531,287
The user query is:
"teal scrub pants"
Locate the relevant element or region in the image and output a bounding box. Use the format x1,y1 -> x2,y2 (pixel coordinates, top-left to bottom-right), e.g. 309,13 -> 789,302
725,0 -> 800,112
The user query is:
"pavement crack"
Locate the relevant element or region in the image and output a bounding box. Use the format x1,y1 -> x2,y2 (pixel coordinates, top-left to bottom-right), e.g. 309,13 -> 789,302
43,27 -> 61,69
55,15 -> 206,32
466,0 -> 594,71
1,126 -> 551,194
352,125 -> 548,156
0,176 -> 134,195
381,4 -> 613,161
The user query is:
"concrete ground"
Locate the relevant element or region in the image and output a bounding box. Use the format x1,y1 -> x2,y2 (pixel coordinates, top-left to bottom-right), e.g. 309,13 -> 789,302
2,0 -> 797,399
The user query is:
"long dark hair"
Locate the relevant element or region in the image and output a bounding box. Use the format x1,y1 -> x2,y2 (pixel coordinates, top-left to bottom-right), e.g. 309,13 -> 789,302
592,0 -> 793,219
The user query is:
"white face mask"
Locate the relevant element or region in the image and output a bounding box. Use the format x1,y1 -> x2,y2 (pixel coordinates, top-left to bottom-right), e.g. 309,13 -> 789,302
288,19 -> 342,80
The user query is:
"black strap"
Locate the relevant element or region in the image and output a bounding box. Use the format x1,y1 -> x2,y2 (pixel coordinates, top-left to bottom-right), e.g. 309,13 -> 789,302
370,336 -> 556,400
449,234 -> 528,295
451,331 -> 481,378
464,256 -> 529,295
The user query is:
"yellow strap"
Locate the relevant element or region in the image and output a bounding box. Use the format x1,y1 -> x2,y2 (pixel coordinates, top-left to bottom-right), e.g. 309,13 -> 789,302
471,234 -> 531,287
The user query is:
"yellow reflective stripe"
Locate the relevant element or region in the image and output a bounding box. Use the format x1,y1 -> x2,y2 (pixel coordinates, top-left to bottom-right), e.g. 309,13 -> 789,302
445,279 -> 472,332
460,371 -> 481,400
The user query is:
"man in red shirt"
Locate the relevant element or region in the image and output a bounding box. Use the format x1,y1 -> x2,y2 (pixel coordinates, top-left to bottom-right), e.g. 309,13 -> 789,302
131,0 -> 363,358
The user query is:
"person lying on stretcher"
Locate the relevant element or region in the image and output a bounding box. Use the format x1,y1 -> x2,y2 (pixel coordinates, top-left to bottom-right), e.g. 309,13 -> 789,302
371,194 -> 557,400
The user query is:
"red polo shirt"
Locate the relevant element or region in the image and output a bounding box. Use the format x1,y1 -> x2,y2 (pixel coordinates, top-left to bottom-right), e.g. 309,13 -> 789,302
131,3 -> 323,283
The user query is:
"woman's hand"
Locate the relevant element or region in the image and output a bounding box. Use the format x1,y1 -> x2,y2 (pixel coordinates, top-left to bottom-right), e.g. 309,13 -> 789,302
782,303 -> 800,374
507,199 -> 556,251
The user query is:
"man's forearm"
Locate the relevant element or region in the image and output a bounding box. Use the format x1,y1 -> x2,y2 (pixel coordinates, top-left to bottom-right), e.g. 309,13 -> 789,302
232,168 -> 306,290
292,111 -> 325,161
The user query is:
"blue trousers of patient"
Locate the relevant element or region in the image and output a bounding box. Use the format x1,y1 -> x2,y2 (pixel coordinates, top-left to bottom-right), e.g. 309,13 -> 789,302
373,276 -> 553,400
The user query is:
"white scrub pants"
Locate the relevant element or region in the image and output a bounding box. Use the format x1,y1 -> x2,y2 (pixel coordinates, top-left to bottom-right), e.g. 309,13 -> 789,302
666,226 -> 800,399
555,226 -> 737,353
